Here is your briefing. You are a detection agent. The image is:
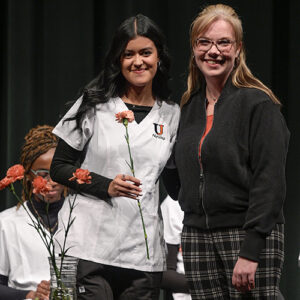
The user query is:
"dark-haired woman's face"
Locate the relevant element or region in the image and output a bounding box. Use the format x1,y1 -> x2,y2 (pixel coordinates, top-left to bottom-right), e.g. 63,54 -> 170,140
120,36 -> 159,89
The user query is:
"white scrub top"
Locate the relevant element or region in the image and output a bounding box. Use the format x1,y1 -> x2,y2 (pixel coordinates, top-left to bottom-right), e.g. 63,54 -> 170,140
0,203 -> 50,291
53,97 -> 180,272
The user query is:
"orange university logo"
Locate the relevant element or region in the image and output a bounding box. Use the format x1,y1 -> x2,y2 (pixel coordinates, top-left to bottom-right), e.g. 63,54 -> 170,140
153,123 -> 164,135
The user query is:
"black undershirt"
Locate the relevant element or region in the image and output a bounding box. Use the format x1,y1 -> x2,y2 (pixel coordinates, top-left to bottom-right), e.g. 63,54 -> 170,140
27,196 -> 64,233
124,102 -> 152,124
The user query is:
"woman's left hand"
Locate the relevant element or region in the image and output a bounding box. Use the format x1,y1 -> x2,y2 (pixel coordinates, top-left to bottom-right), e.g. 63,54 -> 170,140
232,257 -> 258,293
108,174 -> 142,199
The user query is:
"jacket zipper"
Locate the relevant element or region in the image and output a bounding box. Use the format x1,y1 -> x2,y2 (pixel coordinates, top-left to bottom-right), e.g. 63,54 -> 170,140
198,99 -> 216,229
198,144 -> 209,229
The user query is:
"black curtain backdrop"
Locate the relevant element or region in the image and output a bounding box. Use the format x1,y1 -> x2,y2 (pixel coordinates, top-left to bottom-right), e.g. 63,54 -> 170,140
1,0 -> 299,298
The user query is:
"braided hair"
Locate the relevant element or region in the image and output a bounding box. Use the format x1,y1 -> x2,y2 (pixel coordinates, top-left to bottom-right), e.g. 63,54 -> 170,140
20,125 -> 58,201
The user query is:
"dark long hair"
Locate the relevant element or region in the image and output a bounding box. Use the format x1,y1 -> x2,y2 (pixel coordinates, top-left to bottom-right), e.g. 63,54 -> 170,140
68,14 -> 171,129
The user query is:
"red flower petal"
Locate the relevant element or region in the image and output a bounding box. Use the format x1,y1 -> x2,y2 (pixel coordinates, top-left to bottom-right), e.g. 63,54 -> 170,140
6,164 -> 25,183
0,177 -> 14,191
69,169 -> 91,184
115,110 -> 135,123
32,176 -> 52,195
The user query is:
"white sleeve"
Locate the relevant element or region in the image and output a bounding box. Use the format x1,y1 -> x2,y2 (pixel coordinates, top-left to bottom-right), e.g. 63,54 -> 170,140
53,97 -> 95,151
161,195 -> 184,245
0,220 -> 9,276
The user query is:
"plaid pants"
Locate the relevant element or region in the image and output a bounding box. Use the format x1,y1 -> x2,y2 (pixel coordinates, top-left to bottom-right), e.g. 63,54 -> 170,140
181,224 -> 284,299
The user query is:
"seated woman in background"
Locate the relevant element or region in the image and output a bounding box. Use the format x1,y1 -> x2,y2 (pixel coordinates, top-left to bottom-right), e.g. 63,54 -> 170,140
0,125 -> 65,300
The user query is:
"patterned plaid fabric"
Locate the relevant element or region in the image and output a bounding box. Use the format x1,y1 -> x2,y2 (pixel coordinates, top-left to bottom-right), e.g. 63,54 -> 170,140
181,224 -> 284,299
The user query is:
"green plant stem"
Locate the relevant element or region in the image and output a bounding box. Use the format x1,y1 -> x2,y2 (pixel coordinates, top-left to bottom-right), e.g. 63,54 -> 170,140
137,199 -> 149,259
124,122 -> 135,176
123,119 -> 150,259
59,194 -> 77,275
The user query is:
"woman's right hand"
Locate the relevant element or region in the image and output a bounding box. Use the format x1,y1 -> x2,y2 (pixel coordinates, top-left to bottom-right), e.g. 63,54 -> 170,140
26,280 -> 50,299
108,174 -> 142,199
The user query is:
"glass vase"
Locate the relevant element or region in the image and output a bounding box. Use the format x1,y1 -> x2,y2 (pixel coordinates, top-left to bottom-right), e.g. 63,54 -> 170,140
48,256 -> 79,300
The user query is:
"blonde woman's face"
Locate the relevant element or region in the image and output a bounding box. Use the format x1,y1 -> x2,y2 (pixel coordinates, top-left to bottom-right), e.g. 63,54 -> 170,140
193,19 -> 241,85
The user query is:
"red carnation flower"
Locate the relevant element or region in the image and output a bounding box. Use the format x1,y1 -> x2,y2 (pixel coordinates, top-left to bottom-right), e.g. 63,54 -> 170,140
6,164 -> 25,183
32,176 -> 52,196
0,177 -> 14,191
69,169 -> 92,184
115,110 -> 135,123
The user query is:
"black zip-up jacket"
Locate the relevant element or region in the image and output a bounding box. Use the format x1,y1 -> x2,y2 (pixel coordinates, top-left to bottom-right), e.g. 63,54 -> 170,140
170,80 -> 289,262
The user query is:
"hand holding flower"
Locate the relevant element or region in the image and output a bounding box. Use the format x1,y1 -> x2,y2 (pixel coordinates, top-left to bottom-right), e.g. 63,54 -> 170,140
108,173 -> 142,199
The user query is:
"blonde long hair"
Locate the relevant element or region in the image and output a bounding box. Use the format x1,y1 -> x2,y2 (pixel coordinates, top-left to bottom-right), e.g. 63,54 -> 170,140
181,4 -> 280,107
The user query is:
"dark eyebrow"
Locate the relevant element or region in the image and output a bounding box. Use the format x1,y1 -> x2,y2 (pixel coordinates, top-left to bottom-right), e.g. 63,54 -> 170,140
124,46 -> 154,52
140,47 -> 153,50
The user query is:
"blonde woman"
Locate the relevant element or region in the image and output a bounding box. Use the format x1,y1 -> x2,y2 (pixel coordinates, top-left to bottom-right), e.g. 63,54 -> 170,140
163,4 -> 289,299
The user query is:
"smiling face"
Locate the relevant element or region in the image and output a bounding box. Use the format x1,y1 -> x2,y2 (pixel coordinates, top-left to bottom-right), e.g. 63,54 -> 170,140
193,19 -> 241,85
30,148 -> 64,203
120,36 -> 159,89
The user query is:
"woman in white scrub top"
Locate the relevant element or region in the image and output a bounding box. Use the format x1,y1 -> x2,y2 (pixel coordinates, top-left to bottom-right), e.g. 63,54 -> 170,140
50,14 -> 180,300
0,125 -> 64,300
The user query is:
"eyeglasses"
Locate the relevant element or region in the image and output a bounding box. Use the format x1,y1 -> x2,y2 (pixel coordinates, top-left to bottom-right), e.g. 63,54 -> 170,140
30,169 -> 51,180
194,38 -> 235,53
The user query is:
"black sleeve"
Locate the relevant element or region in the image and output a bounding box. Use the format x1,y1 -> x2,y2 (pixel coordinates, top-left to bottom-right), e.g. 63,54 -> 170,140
50,139 -> 113,200
0,275 -> 29,300
240,101 -> 290,261
161,147 -> 181,200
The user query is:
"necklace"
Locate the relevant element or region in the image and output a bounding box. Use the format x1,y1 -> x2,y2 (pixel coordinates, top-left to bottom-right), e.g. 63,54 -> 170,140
30,202 -> 58,233
206,88 -> 219,102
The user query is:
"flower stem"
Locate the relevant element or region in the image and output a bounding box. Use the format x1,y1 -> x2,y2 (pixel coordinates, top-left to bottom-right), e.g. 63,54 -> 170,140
124,122 -> 135,177
137,199 -> 149,259
123,119 -> 149,259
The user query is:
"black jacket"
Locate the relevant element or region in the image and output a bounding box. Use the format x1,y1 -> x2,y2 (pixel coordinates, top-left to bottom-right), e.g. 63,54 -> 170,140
171,80 -> 289,261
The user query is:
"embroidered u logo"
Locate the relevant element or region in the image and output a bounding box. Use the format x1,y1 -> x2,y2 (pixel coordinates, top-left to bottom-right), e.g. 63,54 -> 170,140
153,123 -> 164,135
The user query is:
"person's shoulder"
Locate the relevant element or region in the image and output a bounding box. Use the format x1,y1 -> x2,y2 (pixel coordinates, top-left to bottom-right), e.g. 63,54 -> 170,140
237,87 -> 273,105
0,206 -> 20,233
1,204 -> 28,225
160,100 -> 180,114
0,206 -> 17,220
235,88 -> 285,124
160,99 -> 179,107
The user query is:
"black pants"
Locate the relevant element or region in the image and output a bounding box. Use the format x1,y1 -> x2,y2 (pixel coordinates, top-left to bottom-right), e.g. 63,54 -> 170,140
76,259 -> 162,300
